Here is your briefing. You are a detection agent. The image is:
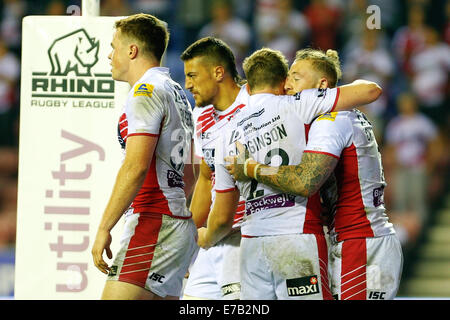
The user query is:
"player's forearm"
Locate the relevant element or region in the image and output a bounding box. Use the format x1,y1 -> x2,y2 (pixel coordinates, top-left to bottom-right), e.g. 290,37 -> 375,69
98,162 -> 147,232
201,191 -> 239,248
189,177 -> 212,228
190,160 -> 213,227
203,214 -> 234,249
249,164 -> 311,197
248,152 -> 339,198
349,80 -> 382,98
336,79 -> 382,111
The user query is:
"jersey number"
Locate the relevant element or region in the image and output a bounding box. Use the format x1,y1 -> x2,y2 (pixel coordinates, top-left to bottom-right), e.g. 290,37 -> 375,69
247,148 -> 289,200
168,82 -> 192,172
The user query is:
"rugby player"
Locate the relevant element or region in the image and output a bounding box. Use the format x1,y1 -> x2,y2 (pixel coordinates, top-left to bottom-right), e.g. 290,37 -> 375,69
201,47 -> 383,299
91,14 -> 197,300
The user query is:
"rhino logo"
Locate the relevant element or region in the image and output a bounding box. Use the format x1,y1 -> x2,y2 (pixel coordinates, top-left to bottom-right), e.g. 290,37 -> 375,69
48,29 -> 100,76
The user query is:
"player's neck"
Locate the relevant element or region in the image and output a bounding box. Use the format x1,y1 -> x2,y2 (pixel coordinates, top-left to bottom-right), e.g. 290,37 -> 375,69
213,80 -> 241,112
250,86 -> 284,96
127,58 -> 160,87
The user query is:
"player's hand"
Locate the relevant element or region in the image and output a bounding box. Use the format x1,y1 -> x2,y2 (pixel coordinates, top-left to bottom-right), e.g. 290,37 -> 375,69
197,227 -> 211,250
91,228 -> 113,274
224,141 -> 253,182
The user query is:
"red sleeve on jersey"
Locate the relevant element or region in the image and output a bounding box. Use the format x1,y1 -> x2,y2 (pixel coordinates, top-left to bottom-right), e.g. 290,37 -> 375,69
128,133 -> 160,138
215,187 -> 238,193
330,87 -> 340,112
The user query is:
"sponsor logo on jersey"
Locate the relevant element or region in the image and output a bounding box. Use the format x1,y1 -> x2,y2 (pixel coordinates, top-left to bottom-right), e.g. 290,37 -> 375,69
221,282 -> 241,296
134,83 -> 154,97
202,148 -> 215,171
245,193 -> 295,216
286,275 -> 320,296
237,108 -> 265,127
245,124 -> 288,154
228,129 -> 242,146
200,131 -> 211,140
167,170 -> 184,188
373,186 -> 385,207
316,112 -> 337,121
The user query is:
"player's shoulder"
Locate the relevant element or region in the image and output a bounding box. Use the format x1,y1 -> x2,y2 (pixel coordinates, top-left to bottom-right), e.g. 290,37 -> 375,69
274,89 -> 321,105
294,87 -> 337,101
312,111 -> 352,128
131,82 -> 158,99
132,67 -> 174,97
315,110 -> 347,121
268,94 -> 301,113
252,93 -> 289,108
236,83 -> 250,102
130,81 -> 164,103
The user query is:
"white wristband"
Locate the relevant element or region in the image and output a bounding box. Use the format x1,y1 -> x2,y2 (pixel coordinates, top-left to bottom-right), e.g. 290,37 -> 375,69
253,164 -> 261,180
243,158 -> 252,177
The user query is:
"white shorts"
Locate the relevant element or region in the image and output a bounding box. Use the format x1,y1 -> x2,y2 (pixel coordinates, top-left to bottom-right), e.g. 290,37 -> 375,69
328,234 -> 403,300
107,211 -> 198,298
182,230 -> 241,300
240,233 -> 332,300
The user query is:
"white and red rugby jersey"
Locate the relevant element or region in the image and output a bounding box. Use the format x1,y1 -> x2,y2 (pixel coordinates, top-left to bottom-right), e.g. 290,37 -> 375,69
215,88 -> 340,237
304,109 -> 395,242
192,85 -> 249,228
118,67 -> 194,218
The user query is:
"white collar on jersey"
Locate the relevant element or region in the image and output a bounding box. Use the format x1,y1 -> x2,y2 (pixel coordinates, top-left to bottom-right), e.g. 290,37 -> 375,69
140,66 -> 170,79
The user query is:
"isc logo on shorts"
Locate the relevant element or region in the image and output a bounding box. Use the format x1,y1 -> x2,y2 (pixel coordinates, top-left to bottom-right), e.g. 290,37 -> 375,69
108,265 -> 118,277
286,275 -> 319,296
221,282 -> 241,296
148,272 -> 165,283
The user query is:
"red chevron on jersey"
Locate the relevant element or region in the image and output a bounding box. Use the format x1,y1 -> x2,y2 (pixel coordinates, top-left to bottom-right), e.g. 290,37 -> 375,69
192,85 -> 250,229
195,104 -> 245,136
196,106 -> 216,135
119,113 -> 128,140
117,113 -> 128,148
234,200 -> 245,225
217,104 -> 245,121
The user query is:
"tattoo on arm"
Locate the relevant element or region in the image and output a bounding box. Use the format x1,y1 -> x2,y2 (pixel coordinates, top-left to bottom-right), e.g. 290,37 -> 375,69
256,152 -> 339,197
319,173 -> 339,227
320,174 -> 338,208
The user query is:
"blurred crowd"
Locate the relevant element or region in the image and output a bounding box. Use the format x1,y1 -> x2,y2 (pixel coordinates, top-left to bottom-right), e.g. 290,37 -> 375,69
0,0 -> 449,253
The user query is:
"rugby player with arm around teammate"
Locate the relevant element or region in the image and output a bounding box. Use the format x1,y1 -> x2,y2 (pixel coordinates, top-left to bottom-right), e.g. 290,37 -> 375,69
200,48 -> 382,300
199,48 -> 383,251
227,48 -> 403,300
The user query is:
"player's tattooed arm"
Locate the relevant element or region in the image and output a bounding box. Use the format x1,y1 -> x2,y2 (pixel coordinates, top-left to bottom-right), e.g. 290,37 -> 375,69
225,142 -> 339,197
254,152 -> 338,197
225,141 -> 338,196
319,174 -> 338,227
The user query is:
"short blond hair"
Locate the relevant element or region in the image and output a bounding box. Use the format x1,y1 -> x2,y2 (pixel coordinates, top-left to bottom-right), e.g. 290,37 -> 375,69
243,48 -> 289,90
294,48 -> 342,88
